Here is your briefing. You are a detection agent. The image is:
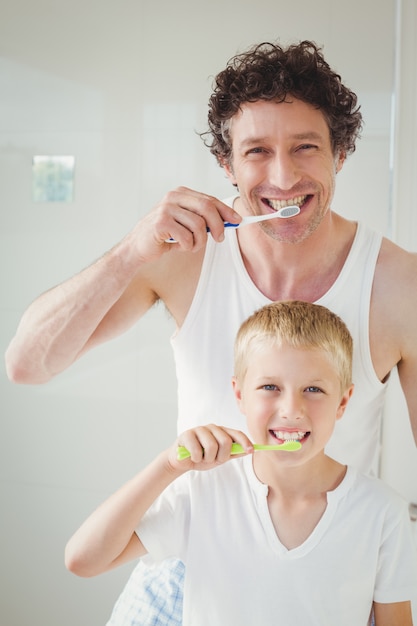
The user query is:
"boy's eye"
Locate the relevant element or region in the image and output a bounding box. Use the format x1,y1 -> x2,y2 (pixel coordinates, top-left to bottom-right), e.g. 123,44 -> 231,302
305,386 -> 322,393
262,384 -> 278,391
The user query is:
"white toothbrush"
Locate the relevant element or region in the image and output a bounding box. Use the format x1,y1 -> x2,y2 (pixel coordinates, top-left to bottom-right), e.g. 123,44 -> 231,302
166,204 -> 300,242
224,204 -> 300,227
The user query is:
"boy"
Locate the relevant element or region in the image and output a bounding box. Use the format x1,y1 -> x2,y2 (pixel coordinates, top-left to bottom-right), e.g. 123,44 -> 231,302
65,301 -> 417,625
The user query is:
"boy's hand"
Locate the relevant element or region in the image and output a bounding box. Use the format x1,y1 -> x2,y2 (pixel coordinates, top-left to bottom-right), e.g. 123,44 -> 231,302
169,424 -> 254,472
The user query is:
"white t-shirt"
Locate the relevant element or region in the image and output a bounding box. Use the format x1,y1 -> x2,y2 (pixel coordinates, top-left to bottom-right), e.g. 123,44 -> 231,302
137,457 -> 417,626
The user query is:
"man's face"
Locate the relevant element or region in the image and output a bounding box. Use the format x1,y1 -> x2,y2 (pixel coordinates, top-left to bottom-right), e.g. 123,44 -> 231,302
223,98 -> 345,244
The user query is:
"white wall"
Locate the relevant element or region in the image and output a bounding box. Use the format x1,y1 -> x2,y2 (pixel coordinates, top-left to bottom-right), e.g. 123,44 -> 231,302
1,1 -> 415,625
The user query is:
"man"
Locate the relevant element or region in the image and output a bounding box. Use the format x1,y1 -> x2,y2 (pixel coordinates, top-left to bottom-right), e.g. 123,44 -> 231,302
6,41 -> 417,625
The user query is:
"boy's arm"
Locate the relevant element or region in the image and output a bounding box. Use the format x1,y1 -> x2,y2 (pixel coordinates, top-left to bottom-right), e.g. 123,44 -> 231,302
65,425 -> 253,578
65,449 -> 185,577
373,600 -> 413,625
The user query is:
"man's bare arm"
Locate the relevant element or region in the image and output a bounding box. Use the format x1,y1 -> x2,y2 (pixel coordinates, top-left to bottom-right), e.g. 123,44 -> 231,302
5,240 -> 158,384
387,248 -> 417,444
372,240 -> 417,445
5,188 -> 240,384
397,339 -> 417,445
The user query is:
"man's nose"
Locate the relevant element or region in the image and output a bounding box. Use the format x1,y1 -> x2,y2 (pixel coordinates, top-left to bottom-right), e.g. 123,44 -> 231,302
267,151 -> 302,191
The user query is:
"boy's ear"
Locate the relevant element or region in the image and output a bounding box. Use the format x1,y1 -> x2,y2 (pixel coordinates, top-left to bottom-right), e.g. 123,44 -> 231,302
232,376 -> 243,406
336,384 -> 354,421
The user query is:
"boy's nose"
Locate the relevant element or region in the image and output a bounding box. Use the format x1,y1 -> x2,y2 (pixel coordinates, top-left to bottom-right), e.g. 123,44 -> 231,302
278,392 -> 304,420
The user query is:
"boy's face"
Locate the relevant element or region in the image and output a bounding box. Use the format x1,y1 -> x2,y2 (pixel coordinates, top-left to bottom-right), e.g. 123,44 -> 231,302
222,98 -> 345,245
232,342 -> 352,466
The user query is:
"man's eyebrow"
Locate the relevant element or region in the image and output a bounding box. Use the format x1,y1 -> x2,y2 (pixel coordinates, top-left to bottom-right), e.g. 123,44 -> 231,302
237,136 -> 268,148
237,131 -> 325,148
291,131 -> 325,141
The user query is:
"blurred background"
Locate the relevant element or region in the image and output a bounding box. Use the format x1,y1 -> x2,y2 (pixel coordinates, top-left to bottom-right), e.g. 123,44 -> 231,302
1,0 -> 416,624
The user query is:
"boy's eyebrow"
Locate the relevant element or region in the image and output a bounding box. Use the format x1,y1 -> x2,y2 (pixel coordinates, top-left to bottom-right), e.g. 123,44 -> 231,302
253,375 -> 330,385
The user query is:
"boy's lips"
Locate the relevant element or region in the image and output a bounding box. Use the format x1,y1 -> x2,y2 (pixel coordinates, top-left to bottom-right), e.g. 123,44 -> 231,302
270,429 -> 310,443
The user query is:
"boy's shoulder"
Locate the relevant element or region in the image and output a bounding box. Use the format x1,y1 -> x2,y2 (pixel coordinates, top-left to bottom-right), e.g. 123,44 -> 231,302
181,456 -> 259,499
345,467 -> 409,516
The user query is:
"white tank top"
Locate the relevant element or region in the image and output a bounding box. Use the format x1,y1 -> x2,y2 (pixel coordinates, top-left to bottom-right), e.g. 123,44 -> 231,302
171,198 -> 387,475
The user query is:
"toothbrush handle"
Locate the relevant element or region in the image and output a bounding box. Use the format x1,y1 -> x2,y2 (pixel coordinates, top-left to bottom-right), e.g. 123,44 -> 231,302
177,440 -> 301,459
167,221 -> 239,242
177,442 -> 245,460
206,222 -> 239,231
204,223 -> 239,232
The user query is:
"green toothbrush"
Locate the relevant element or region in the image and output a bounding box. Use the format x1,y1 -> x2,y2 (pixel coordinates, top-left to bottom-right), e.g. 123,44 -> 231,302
177,440 -> 301,460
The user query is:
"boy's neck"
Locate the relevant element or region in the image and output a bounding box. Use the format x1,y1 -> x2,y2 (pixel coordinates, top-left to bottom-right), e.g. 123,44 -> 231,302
253,455 -> 347,551
253,453 -> 346,500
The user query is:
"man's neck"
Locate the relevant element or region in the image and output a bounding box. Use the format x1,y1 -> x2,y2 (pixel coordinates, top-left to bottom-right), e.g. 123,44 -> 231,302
236,210 -> 357,303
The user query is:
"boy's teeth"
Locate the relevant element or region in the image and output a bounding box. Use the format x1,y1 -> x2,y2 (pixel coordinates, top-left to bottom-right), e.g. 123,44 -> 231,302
267,195 -> 306,210
273,430 -> 306,441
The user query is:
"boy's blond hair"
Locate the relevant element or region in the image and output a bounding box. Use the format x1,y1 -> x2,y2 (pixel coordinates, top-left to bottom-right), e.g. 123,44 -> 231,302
234,301 -> 353,393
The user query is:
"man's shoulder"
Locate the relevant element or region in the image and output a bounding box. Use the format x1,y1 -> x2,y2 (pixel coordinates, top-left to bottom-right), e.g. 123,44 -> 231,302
371,235 -> 417,353
376,235 -> 417,288
136,244 -> 207,326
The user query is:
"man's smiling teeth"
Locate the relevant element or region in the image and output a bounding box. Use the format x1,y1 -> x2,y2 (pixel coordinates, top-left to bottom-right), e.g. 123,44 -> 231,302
266,195 -> 307,210
272,430 -> 308,441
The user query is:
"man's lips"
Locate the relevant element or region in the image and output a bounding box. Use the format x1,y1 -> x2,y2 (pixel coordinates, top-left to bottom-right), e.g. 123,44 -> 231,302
262,195 -> 309,211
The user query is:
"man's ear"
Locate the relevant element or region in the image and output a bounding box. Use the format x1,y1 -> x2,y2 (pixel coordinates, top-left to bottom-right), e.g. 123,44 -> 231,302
221,159 -> 238,186
336,151 -> 346,174
336,384 -> 354,421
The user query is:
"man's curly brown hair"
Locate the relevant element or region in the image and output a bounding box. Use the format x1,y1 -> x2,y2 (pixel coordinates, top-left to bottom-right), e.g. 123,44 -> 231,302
202,40 -> 362,166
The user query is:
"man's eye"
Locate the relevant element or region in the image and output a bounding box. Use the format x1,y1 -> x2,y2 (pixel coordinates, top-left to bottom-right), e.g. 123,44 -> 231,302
297,144 -> 317,151
248,147 -> 266,154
